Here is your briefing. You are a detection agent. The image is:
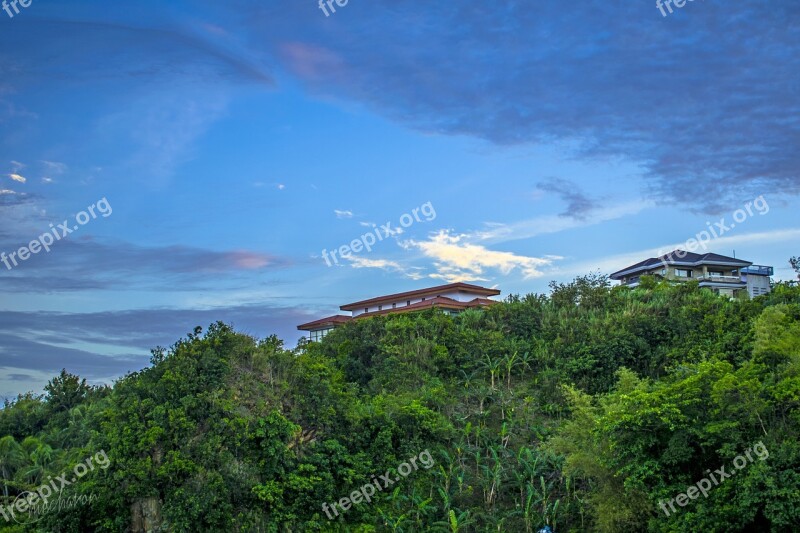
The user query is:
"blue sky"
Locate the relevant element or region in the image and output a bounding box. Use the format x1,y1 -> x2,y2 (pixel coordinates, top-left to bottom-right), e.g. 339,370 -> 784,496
1,0 -> 798,399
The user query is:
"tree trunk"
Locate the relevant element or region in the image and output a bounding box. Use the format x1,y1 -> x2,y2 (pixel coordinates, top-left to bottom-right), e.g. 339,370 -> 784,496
131,497 -> 163,533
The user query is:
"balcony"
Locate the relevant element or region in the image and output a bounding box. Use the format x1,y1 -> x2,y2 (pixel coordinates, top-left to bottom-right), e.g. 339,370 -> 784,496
741,265 -> 773,276
698,275 -> 745,284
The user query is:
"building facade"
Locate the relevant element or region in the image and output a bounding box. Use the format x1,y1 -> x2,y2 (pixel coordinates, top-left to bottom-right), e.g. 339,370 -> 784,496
297,282 -> 501,341
610,250 -> 773,298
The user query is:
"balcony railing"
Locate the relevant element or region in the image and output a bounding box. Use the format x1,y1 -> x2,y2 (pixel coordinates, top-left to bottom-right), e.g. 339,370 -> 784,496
741,265 -> 774,276
698,275 -> 744,284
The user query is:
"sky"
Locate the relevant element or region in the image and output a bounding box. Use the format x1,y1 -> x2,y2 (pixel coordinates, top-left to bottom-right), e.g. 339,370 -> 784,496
0,0 -> 798,399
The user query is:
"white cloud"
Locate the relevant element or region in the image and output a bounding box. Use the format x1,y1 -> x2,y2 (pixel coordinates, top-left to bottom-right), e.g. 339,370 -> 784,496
7,173 -> 26,183
347,256 -> 401,270
334,209 -> 354,219
10,161 -> 25,172
0,189 -> 17,195
404,229 -> 561,282
345,255 -> 426,280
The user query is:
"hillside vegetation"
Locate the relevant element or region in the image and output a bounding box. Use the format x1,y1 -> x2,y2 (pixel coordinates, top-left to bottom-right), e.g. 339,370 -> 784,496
1,275 -> 799,532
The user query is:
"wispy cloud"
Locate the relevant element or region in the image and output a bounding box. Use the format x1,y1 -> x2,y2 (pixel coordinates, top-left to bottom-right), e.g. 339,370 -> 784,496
7,173 -> 26,183
41,160 -> 67,174
0,239 -> 290,293
475,200 -> 655,244
96,89 -> 230,182
334,209 -> 354,219
0,190 -> 35,207
339,200 -> 646,282
344,255 -> 425,280
346,256 -> 400,270
0,303 -> 318,399
0,16 -> 275,185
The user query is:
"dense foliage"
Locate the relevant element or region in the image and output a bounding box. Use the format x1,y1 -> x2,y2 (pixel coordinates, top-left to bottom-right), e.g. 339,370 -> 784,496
2,276 -> 799,532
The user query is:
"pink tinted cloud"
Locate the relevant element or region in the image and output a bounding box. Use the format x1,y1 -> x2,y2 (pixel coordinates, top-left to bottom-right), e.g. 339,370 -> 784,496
280,42 -> 345,82
226,251 -> 274,270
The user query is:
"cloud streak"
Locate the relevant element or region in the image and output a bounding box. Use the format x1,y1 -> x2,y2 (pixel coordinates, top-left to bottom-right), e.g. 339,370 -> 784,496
0,303 -> 320,399
0,238 -> 290,293
536,178 -> 599,219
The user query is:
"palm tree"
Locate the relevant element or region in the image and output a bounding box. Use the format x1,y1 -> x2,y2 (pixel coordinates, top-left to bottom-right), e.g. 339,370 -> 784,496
480,354 -> 501,391
19,437 -> 54,486
0,435 -> 25,498
502,351 -> 520,389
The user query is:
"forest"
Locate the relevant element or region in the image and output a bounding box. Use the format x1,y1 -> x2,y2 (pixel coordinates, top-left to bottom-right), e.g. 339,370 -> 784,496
1,270 -> 799,532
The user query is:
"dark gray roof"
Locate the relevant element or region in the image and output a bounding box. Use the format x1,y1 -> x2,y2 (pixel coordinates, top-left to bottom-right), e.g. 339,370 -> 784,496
610,250 -> 752,279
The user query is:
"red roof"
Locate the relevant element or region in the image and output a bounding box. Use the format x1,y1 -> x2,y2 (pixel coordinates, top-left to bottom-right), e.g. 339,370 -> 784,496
340,282 -> 501,311
297,315 -> 352,331
355,296 -> 497,318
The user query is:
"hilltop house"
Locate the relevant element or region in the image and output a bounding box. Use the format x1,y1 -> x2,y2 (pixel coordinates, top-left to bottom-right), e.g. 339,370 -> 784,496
297,282 -> 501,341
610,250 -> 772,298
